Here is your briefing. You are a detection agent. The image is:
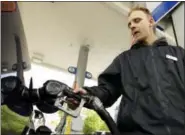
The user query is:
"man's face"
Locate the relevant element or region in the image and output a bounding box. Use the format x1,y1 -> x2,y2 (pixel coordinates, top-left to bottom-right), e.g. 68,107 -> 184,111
128,10 -> 154,43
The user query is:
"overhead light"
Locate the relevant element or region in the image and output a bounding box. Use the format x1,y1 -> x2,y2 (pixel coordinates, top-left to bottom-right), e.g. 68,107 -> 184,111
67,66 -> 93,79
68,66 -> 77,74
32,52 -> 44,64
85,72 -> 92,79
32,57 -> 43,64
2,68 -> 8,72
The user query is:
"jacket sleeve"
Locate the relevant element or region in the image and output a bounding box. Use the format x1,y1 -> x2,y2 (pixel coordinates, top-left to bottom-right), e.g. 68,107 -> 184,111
177,46 -> 185,84
83,56 -> 122,108
178,46 -> 185,67
181,47 -> 185,66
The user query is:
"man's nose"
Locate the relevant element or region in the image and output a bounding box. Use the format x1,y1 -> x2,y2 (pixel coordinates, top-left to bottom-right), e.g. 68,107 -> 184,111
130,23 -> 136,31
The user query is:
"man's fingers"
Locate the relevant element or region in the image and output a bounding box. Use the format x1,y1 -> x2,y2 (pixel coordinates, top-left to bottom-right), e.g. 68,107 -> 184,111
73,89 -> 78,93
67,98 -> 79,105
79,89 -> 87,94
73,88 -> 87,94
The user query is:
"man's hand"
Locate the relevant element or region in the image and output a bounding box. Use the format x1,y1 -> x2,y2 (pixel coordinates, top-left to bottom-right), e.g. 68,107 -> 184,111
74,88 -> 95,110
68,87 -> 96,110
67,88 -> 87,110
73,88 -> 88,94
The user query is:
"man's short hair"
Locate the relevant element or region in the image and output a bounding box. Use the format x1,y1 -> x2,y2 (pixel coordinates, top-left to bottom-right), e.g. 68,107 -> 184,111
128,6 -> 156,33
128,6 -> 152,17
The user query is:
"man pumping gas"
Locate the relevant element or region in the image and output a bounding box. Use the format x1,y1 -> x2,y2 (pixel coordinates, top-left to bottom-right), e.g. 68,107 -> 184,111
1,6 -> 185,135
74,6 -> 185,135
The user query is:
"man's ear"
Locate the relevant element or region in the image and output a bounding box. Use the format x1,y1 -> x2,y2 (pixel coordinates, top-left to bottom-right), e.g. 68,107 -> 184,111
149,16 -> 155,27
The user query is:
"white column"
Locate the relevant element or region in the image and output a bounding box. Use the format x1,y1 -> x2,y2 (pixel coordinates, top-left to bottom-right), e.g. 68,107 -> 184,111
171,2 -> 184,48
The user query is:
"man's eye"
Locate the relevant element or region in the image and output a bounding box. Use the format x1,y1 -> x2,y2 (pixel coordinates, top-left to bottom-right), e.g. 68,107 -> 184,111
134,18 -> 141,23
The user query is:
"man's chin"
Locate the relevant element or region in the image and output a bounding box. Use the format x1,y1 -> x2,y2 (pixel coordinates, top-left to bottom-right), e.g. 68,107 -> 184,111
135,37 -> 146,43
133,38 -> 141,44
132,35 -> 145,44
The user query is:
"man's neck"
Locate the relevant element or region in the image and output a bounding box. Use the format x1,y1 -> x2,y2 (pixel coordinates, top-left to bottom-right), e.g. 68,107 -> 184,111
145,34 -> 158,45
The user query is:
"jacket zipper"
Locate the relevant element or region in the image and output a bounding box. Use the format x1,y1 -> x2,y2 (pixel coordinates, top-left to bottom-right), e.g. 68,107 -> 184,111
150,47 -> 171,135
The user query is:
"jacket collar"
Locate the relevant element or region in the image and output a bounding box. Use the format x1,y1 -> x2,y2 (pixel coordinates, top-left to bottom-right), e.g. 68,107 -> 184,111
130,37 -> 169,50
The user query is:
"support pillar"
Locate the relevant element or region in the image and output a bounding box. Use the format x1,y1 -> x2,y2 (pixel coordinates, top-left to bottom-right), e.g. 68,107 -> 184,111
75,45 -> 90,87
171,2 -> 184,48
64,45 -> 90,134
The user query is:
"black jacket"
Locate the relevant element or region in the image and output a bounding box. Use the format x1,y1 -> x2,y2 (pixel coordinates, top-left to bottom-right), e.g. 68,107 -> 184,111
83,38 -> 185,135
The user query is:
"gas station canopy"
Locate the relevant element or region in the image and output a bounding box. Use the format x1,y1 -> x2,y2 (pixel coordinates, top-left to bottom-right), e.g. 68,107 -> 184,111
17,2 -> 133,79
14,1 -> 179,79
